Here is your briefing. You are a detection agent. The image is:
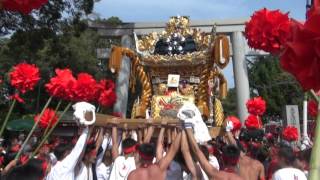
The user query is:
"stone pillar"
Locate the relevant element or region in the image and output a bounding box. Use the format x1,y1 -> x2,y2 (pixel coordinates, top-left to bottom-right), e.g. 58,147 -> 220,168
231,31 -> 250,123
113,35 -> 133,118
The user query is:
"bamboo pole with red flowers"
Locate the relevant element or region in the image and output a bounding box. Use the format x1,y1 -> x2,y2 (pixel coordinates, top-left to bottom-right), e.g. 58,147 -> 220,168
246,2 -> 320,178
32,102 -> 72,156
42,100 -> 62,137
0,63 -> 40,138
30,68 -> 77,156
308,90 -> 320,180
15,95 -> 52,160
0,99 -> 16,138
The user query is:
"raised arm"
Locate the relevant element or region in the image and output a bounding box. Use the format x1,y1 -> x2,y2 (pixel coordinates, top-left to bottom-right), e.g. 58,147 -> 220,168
137,127 -> 143,144
167,128 -> 172,145
156,125 -> 166,162
95,128 -> 104,152
181,130 -> 197,180
158,131 -> 181,171
111,126 -> 119,160
143,125 -> 154,143
185,128 -> 218,179
60,126 -> 90,171
96,130 -> 111,166
226,131 -> 237,146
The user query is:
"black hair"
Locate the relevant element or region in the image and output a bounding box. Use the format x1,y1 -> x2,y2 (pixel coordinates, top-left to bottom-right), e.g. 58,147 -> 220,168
278,145 -> 296,165
235,139 -> 245,152
2,152 -> 17,167
256,146 -> 269,163
222,145 -> 240,166
54,143 -> 73,161
4,159 -> 44,180
199,145 -> 209,160
84,143 -> 96,155
240,129 -> 264,142
298,148 -> 312,162
137,143 -> 155,160
122,138 -> 137,150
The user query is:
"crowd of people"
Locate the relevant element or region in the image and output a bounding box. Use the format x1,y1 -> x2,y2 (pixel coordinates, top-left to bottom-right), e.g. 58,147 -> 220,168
0,116 -> 311,180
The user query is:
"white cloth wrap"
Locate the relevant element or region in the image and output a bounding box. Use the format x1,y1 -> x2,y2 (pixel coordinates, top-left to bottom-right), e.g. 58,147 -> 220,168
72,102 -> 96,125
177,103 -> 211,144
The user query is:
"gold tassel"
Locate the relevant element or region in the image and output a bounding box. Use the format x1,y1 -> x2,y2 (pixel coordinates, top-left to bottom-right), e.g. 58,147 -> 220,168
109,46 -> 151,118
213,35 -> 230,69
218,73 -> 228,99
214,98 -> 225,126
197,64 -> 210,118
109,46 -> 123,73
198,100 -> 209,118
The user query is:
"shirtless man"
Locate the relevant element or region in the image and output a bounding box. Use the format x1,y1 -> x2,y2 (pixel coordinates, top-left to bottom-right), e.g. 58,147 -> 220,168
185,128 -> 243,180
127,129 -> 182,180
238,154 -> 265,180
225,119 -> 265,180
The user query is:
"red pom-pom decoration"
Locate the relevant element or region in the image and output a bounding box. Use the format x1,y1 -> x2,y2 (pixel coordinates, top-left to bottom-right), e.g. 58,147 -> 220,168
226,116 -> 242,132
34,108 -> 58,129
246,96 -> 266,116
45,69 -> 77,101
282,126 -> 299,142
97,79 -> 117,108
10,62 -> 40,94
280,3 -> 320,91
2,0 -> 48,15
308,100 -> 318,118
74,73 -> 99,102
245,115 -> 263,129
245,8 -> 291,54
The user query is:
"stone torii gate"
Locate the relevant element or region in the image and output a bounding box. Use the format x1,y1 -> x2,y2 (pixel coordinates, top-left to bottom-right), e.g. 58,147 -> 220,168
89,18 -> 266,123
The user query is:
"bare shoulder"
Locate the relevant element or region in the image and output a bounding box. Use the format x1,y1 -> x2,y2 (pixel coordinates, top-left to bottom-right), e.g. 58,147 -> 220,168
252,159 -> 264,168
239,155 -> 251,165
128,167 -> 151,180
127,169 -> 138,180
215,171 -> 243,180
231,174 -> 244,180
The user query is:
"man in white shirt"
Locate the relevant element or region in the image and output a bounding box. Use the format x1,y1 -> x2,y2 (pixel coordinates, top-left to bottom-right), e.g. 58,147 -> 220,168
109,126 -> 138,180
272,145 -> 307,180
96,134 -> 112,180
46,126 -> 90,180
75,142 -> 97,180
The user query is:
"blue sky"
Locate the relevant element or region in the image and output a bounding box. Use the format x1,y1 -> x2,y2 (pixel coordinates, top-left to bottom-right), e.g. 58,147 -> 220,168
94,0 -> 306,88
94,0 -> 306,21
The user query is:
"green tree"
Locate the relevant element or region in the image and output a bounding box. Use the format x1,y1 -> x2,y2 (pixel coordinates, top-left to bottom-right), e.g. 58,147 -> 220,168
0,19 -> 121,118
248,55 -> 303,118
0,0 -> 95,35
222,88 -> 237,116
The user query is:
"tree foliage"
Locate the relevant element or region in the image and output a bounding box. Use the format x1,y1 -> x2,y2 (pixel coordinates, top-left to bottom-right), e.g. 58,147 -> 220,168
0,8 -> 123,119
248,55 -> 303,118
0,0 -> 95,35
222,88 -> 237,116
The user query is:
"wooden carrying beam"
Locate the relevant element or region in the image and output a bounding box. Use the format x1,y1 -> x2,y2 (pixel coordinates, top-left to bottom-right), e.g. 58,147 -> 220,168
95,113 -> 181,129
95,113 -> 223,138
